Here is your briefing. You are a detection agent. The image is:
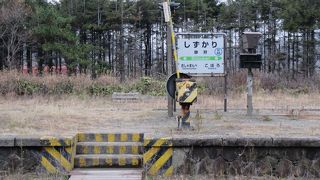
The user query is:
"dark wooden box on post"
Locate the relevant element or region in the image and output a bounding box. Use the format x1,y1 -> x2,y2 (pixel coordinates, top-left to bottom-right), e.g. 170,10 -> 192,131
240,32 -> 262,116
240,54 -> 262,69
240,32 -> 262,69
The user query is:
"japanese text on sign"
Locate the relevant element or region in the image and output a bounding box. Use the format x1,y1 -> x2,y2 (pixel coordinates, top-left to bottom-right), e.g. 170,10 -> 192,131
177,34 -> 225,75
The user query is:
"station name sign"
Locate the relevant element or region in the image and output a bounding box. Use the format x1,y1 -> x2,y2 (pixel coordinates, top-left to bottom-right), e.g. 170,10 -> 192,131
177,33 -> 225,75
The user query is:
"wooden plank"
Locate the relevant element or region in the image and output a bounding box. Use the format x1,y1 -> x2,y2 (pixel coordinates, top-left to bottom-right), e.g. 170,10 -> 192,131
69,176 -> 140,180
69,168 -> 143,180
112,92 -> 140,101
71,168 -> 142,175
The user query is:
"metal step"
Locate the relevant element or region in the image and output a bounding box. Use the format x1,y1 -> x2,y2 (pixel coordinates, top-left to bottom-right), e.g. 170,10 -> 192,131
69,168 -> 143,180
76,142 -> 143,155
77,133 -> 144,143
74,154 -> 143,168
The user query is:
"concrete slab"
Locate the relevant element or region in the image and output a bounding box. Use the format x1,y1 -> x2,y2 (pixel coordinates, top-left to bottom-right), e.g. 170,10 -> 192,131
0,136 -> 14,147
15,136 -> 74,146
272,137 -> 320,147
172,136 -> 223,147
15,136 -> 43,146
169,136 -> 320,147
221,136 -> 274,147
69,168 -> 143,180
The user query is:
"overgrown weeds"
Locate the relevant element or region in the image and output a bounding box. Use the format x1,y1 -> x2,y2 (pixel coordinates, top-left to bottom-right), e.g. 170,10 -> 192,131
0,173 -> 66,180
0,71 -> 166,97
148,175 -> 281,180
198,70 -> 320,95
0,71 -> 319,97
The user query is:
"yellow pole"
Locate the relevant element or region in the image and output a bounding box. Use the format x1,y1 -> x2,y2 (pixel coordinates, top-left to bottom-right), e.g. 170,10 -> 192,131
167,0 -> 180,79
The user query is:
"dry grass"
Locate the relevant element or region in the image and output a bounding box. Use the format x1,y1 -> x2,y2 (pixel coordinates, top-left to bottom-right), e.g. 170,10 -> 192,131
0,173 -> 65,180
0,95 -> 166,136
0,91 -> 319,138
196,91 -> 320,110
0,71 -> 166,97
0,70 -> 319,97
151,175 -> 282,180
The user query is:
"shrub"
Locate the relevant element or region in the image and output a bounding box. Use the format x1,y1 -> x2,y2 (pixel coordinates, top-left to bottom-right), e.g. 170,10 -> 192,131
0,71 -> 318,97
260,73 -> 279,92
229,71 -> 247,93
51,81 -> 74,95
88,84 -> 122,96
15,79 -> 47,96
132,77 -> 166,96
0,81 -> 10,95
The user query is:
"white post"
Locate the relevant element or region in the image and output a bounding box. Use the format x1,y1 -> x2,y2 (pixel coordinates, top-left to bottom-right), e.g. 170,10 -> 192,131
247,68 -> 253,116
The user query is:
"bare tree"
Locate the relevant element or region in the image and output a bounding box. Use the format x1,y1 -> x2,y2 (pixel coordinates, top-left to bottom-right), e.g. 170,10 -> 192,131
0,0 -> 31,70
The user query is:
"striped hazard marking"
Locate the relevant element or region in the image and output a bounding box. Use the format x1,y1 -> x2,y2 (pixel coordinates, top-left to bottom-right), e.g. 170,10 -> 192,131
143,138 -> 173,176
77,133 -> 143,142
40,137 -> 75,174
176,80 -> 197,104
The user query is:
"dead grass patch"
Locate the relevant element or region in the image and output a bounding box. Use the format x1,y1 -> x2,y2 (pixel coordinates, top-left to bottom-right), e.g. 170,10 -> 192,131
0,173 -> 66,180
0,91 -> 318,137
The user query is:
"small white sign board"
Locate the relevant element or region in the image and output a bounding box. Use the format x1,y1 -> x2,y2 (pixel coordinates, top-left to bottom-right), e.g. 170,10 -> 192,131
162,2 -> 170,23
177,34 -> 225,75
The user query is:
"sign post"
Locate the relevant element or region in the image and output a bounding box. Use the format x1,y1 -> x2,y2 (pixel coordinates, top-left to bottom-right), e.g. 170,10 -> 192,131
176,33 -> 228,112
163,1 -> 174,117
239,32 -> 262,116
162,2 -> 170,23
162,0 -> 180,117
176,33 -> 226,76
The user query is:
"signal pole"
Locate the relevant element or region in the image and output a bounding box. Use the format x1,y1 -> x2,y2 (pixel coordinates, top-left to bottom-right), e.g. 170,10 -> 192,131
167,16 -> 174,117
162,0 -> 180,117
239,32 -> 262,116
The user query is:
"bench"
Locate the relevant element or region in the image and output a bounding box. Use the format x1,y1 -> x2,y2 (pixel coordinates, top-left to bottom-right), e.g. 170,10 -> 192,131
112,92 -> 141,102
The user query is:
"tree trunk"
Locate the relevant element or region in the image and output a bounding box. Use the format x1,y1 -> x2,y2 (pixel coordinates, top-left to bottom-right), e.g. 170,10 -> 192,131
309,30 -> 316,77
91,29 -> 97,79
291,33 -> 295,79
228,30 -> 234,74
144,23 -> 152,76
302,31 -> 307,77
287,32 -> 291,75
108,30 -> 112,69
37,47 -> 44,76
27,45 -> 32,74
0,47 -> 3,70
59,52 -> 62,74
119,0 -> 125,82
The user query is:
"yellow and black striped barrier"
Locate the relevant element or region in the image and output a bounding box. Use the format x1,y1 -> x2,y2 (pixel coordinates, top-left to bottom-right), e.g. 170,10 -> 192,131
75,154 -> 142,168
74,132 -> 144,168
176,79 -> 197,104
143,138 -> 173,176
40,136 -> 76,174
77,133 -> 143,143
76,143 -> 142,155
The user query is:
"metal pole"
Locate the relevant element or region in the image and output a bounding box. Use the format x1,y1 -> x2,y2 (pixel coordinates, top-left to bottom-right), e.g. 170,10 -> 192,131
224,35 -> 228,112
167,12 -> 174,117
173,96 -> 176,112
247,67 -> 253,116
224,74 -> 227,112
165,0 -> 180,117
